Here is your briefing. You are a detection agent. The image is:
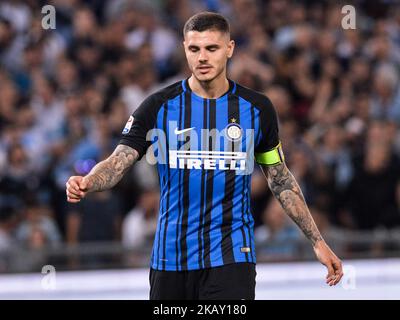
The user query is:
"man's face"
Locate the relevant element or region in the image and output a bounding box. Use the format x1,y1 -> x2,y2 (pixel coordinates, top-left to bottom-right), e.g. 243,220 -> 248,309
183,29 -> 234,82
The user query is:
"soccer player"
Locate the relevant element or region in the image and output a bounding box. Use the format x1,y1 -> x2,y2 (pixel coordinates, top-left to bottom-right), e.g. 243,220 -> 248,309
66,12 -> 343,299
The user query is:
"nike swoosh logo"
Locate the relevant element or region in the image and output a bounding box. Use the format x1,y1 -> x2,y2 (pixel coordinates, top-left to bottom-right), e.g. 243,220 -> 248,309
174,127 -> 195,134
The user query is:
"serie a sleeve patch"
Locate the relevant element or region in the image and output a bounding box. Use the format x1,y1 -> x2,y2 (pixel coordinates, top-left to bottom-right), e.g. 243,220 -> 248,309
255,142 -> 285,165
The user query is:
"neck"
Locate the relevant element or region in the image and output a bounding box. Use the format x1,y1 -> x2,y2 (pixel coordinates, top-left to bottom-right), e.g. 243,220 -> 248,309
188,73 -> 229,99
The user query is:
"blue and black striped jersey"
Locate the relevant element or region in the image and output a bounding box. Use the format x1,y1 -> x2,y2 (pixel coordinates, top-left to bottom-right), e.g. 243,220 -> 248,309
119,79 -> 282,271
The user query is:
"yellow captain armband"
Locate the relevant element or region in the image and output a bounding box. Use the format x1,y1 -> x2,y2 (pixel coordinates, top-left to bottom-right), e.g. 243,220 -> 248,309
255,142 -> 285,165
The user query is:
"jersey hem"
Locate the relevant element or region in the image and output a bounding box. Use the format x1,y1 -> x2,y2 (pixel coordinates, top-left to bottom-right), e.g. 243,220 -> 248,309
150,259 -> 257,271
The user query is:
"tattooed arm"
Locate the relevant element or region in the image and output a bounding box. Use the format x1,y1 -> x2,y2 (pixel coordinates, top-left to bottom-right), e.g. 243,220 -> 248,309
260,162 -> 344,286
66,144 -> 139,202
261,162 -> 323,246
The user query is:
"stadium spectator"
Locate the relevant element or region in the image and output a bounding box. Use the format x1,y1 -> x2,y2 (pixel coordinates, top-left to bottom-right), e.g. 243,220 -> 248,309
66,190 -> 123,244
15,197 -> 61,248
255,199 -> 302,260
122,189 -> 159,249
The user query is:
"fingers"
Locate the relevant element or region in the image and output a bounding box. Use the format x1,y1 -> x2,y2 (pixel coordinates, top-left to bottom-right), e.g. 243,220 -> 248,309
66,176 -> 86,202
67,196 -> 81,203
79,179 -> 88,191
66,177 -> 81,193
332,260 -> 344,285
326,259 -> 344,286
325,263 -> 335,286
66,182 -> 81,198
66,188 -> 84,202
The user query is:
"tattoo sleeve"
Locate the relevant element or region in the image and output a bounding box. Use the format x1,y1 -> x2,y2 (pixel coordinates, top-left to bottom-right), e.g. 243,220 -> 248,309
261,162 -> 323,246
85,144 -> 139,192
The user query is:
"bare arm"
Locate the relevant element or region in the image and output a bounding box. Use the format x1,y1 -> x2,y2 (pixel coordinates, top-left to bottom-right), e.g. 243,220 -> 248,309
260,162 -> 323,246
66,145 -> 139,202
84,144 -> 139,192
260,161 -> 343,285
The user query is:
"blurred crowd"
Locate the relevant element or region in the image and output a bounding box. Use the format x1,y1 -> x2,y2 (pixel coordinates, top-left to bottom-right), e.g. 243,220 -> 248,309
1,0 -> 400,269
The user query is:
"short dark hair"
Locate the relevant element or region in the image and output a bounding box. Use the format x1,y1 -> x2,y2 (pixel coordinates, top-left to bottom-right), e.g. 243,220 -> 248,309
183,12 -> 230,36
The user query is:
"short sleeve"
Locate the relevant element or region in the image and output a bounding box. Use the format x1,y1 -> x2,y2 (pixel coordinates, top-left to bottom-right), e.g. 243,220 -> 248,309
118,94 -> 162,160
254,98 -> 284,165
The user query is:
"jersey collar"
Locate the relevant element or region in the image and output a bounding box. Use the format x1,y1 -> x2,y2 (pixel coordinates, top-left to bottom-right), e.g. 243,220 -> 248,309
182,78 -> 237,100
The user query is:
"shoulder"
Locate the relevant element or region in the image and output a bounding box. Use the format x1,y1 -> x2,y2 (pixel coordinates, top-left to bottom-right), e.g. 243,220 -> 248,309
234,83 -> 275,112
138,80 -> 184,112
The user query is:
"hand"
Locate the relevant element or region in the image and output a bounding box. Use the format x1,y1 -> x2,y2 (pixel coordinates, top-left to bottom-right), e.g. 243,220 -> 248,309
66,176 -> 91,203
313,240 -> 344,286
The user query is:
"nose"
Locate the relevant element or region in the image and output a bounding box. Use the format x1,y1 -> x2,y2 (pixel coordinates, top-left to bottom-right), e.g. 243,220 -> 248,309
198,49 -> 208,63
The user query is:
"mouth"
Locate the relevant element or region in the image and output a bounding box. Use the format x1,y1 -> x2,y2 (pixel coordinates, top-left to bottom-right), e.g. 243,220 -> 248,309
197,65 -> 213,74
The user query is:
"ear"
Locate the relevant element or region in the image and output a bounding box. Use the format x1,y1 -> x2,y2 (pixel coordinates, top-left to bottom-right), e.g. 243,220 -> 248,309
227,39 -> 235,59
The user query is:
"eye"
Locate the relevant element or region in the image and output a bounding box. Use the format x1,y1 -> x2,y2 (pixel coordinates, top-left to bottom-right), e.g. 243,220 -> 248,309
208,47 -> 217,52
189,47 -> 199,52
